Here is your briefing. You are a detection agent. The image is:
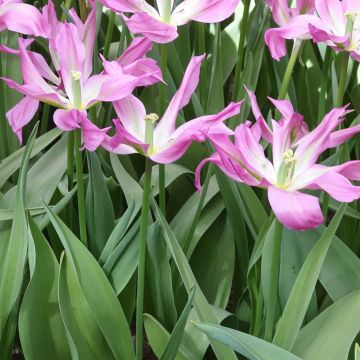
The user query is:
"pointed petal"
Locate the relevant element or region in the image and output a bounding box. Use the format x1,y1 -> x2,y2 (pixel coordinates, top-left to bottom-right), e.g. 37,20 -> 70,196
312,171 -> 360,202
172,0 -> 239,26
268,186 -> 323,230
117,37 -> 153,65
315,0 -> 346,32
79,113 -> 110,151
122,58 -> 163,86
331,161 -> 360,181
0,3 -> 51,37
53,109 -> 81,131
329,123 -> 360,148
99,0 -> 153,12
155,55 -> 205,140
6,97 -> 39,144
123,13 -> 178,43
268,0 -> 291,26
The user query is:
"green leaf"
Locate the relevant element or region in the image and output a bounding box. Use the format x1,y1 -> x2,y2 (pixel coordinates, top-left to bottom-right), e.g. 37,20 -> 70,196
193,323 -> 302,360
19,217 -> 70,359
293,290 -> 360,360
45,205 -> 135,359
273,203 -> 347,351
152,200 -> 238,360
160,286 -> 195,360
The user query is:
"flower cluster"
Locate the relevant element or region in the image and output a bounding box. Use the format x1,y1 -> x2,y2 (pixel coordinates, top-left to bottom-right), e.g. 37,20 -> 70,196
1,0 -> 360,231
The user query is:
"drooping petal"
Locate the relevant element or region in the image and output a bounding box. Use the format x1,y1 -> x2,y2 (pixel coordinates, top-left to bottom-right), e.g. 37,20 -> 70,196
113,95 -> 146,141
312,171 -> 360,202
123,13 -> 178,43
308,23 -> 349,48
171,0 -> 239,26
331,161 -> 360,181
314,0 -> 346,34
6,96 -> 39,144
155,55 -> 205,141
122,58 -> 163,86
53,109 -> 81,131
99,0 -> 156,13
329,124 -> 360,148
268,186 -> 323,230
117,37 -> 153,65
0,3 -> 51,37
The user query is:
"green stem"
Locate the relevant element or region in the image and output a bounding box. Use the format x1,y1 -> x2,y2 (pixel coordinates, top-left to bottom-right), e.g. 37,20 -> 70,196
0,52 -> 9,158
79,0 -> 87,22
232,0 -> 251,101
264,215 -> 283,341
74,130 -> 87,247
198,23 -> 207,106
135,158 -> 152,360
67,132 -> 75,191
40,104 -> 50,135
317,47 -> 333,122
336,51 -> 350,107
159,45 -> 168,215
104,12 -> 115,59
278,40 -> 302,100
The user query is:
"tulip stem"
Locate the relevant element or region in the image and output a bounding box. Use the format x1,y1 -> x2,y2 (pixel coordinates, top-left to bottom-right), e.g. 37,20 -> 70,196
136,158 -> 152,360
66,132 -> 75,231
104,12 -> 115,59
79,0 -> 87,22
198,23 -> 207,106
232,0 -> 251,101
74,130 -> 87,247
159,45 -> 168,215
264,214 -> 283,342
278,40 -> 302,100
336,51 -> 350,107
317,47 -> 333,122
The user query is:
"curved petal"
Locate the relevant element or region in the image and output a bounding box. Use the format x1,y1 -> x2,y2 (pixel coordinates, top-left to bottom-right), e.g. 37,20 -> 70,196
315,0 -> 346,33
155,55 -> 205,141
122,58 -> 163,86
53,109 -> 81,131
117,37 -> 153,65
329,124 -> 360,148
123,13 -> 178,44
6,97 -> 39,144
99,0 -> 156,14
0,3 -> 51,37
268,186 -> 323,230
172,0 -> 239,26
79,113 -> 110,151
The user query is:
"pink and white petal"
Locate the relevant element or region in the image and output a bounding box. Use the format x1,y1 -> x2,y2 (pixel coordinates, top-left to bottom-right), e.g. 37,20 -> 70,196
102,135 -> 138,155
314,0 -> 346,34
99,0 -> 156,13
312,171 -> 360,202
123,13 -> 178,44
155,55 -> 205,140
329,124 -> 360,148
268,97 -> 295,119
245,87 -> 273,142
268,186 -> 323,230
81,6 -> 96,79
79,113 -> 110,151
171,0 -> 239,26
122,58 -> 163,86
113,95 -> 146,141
27,50 -> 60,86
296,0 -> 315,15
0,3 -> 51,37
53,109 -> 81,131
117,37 -> 153,65
6,96 -> 39,144
308,23 -> 349,47
331,161 -> 360,181
270,0 -> 291,26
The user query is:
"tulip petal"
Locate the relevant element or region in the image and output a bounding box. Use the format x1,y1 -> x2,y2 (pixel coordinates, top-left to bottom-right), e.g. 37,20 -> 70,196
99,0 -> 157,13
6,96 -> 39,144
172,0 -> 239,26
53,109 -> 81,131
80,113 -> 110,151
329,123 -> 360,148
268,186 -> 323,230
123,13 -> 178,43
117,37 -> 153,65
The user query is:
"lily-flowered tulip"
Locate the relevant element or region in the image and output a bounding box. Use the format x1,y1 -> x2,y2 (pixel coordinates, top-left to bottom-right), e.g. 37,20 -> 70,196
103,55 -> 242,163
0,0 -> 50,37
196,91 -> 360,230
265,0 -> 317,60
1,6 -> 161,150
100,0 -> 239,43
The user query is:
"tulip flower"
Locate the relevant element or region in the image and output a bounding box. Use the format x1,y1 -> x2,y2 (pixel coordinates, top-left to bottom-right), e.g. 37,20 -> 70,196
196,92 -> 360,230
0,0 -> 51,37
103,55 -> 242,163
1,7 -> 162,150
265,0 -> 319,61
99,0 -> 239,43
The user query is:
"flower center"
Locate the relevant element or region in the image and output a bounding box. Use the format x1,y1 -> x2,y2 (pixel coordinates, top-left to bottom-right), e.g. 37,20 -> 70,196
276,149 -> 297,188
71,70 -> 82,109
144,113 -> 159,154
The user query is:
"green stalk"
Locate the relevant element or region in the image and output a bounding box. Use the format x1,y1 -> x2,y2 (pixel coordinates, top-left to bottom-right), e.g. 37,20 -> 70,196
135,157 -> 152,360
79,0 -> 87,22
74,130 -> 87,247
198,23 -> 207,106
336,51 -> 350,107
263,216 -> 283,341
159,45 -> 168,215
40,104 -> 50,135
61,0 -> 73,21
232,0 -> 251,101
317,47 -> 333,121
103,12 -> 116,59
67,132 -> 75,191
278,40 -> 302,100
0,53 -> 9,158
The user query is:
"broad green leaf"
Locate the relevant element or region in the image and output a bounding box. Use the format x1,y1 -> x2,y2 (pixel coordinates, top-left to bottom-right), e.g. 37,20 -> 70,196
160,286 -> 195,360
19,217 -> 70,359
193,323 -> 302,360
86,152 -> 115,258
273,204 -> 347,351
45,206 -> 135,360
152,201 -> 238,360
293,290 -> 360,360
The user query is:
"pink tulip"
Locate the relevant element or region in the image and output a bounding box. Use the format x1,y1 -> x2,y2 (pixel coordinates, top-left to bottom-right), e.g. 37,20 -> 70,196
0,0 -> 51,37
196,91 -> 360,230
103,55 -> 242,163
99,0 -> 239,43
1,6 -> 162,150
